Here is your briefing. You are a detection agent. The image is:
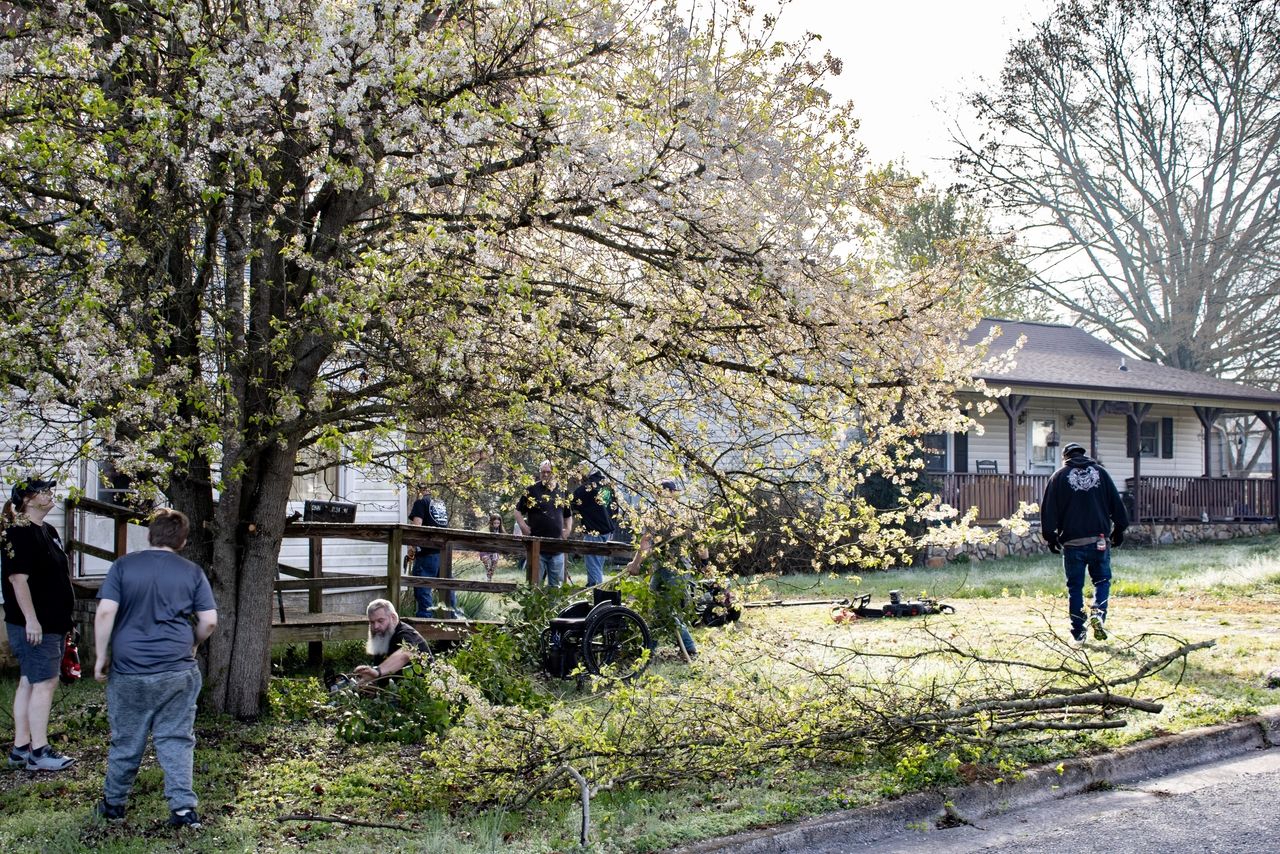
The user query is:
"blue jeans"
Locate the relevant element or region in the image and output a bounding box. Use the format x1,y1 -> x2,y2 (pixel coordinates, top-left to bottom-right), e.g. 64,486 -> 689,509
540,553 -> 565,587
1063,543 -> 1112,639
582,533 -> 610,587
105,667 -> 202,811
650,566 -> 696,656
412,549 -> 455,616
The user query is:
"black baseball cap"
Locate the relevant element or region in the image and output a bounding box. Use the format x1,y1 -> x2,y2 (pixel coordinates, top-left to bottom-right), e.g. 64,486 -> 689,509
9,477 -> 56,505
1061,442 -> 1086,458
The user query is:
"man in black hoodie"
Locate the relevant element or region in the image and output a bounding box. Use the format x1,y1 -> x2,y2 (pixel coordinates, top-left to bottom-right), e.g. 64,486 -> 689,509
1040,442 -> 1129,645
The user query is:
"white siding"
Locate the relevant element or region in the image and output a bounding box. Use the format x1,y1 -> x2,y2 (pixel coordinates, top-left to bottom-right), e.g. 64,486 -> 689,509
962,398 -> 1209,477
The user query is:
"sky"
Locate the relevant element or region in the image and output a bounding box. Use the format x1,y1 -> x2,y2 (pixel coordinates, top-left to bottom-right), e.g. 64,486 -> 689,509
773,0 -> 1055,181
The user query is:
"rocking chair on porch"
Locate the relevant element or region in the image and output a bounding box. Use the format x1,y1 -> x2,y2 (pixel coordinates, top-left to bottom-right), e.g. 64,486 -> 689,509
975,460 -> 999,474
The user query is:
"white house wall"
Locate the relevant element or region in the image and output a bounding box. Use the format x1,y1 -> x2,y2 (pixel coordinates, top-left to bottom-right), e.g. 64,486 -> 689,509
965,399 -> 1207,477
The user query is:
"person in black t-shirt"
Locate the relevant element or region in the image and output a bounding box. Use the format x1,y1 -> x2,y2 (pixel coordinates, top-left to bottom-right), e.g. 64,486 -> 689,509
407,485 -> 453,617
571,467 -> 616,587
2,477 -> 76,771
353,599 -> 429,686
515,460 -> 573,586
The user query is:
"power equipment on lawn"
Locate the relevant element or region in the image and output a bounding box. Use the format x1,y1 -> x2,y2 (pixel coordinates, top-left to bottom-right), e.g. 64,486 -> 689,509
744,596 -> 853,610
851,590 -> 955,619
691,578 -> 742,627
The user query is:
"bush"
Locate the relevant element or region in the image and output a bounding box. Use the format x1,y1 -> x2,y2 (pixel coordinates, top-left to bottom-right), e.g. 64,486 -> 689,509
332,656 -> 458,744
454,590 -> 490,621
448,625 -> 550,710
503,583 -> 578,669
268,676 -> 329,721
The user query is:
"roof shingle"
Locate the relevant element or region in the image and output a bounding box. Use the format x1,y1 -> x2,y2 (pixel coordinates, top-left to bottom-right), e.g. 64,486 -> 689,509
968,319 -> 1280,409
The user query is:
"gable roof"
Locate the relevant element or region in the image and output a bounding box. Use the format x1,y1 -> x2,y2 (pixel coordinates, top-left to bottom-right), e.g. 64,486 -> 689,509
967,318 -> 1280,410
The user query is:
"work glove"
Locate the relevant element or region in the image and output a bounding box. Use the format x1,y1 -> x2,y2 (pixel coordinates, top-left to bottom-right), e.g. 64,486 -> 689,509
1111,527 -> 1125,548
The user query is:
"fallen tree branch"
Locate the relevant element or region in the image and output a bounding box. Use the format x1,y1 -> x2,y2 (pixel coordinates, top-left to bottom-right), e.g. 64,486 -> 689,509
275,813 -> 415,831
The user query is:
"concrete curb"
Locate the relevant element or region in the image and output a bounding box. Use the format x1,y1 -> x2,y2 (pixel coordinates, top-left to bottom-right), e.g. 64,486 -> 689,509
669,710 -> 1280,854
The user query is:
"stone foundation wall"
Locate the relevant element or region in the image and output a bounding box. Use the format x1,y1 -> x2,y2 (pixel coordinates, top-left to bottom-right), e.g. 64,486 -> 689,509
924,521 -> 1277,567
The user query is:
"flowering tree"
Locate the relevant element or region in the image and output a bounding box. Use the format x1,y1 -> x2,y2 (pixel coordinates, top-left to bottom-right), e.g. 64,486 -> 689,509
0,0 -> 983,717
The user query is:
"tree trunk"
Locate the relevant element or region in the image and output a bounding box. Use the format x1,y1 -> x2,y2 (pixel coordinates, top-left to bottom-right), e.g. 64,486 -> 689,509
193,441 -> 299,719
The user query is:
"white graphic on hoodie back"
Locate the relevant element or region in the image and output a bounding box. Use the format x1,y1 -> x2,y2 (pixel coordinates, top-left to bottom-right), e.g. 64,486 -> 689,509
1067,466 -> 1100,492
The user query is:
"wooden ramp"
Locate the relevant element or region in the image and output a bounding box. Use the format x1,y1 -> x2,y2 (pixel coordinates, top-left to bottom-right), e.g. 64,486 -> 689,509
270,612 -> 500,645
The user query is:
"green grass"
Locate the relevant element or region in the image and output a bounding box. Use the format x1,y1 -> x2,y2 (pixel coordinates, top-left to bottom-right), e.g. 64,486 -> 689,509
755,534 -> 1280,602
4,533 -> 1279,852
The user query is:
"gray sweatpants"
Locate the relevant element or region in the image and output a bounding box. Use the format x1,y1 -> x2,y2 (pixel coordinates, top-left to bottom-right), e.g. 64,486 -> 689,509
104,666 -> 202,811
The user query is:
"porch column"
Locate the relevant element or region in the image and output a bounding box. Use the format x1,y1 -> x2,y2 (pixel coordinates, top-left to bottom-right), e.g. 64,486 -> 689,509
1255,410 -> 1279,531
1193,406 -> 1224,477
1077,399 -> 1107,460
997,394 -> 1030,514
1128,403 -> 1152,523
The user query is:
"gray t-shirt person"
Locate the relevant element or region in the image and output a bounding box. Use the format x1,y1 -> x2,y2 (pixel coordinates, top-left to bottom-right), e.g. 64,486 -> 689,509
98,549 -> 216,675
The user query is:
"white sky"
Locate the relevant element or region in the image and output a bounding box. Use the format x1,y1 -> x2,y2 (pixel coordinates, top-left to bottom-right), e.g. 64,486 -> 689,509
773,0 -> 1054,181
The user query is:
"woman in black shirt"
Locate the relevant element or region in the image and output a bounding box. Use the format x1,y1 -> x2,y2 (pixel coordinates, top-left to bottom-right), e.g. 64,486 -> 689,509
2,478 -> 75,771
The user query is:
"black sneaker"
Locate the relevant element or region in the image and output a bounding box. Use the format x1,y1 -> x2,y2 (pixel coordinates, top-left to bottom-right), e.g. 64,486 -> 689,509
25,745 -> 75,771
6,744 -> 30,769
96,799 -> 126,822
168,808 -> 202,829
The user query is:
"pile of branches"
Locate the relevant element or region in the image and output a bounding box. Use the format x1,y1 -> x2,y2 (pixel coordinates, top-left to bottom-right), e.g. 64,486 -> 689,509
419,627 -> 1214,805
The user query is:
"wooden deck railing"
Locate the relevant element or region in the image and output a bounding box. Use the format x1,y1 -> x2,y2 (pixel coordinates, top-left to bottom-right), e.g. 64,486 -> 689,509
1122,475 -> 1275,522
930,473 -> 1276,524
62,500 -> 636,655
929,473 -> 1050,523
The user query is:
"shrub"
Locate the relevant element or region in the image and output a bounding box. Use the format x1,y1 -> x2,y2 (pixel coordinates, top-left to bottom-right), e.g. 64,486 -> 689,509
268,677 -> 329,721
503,583 -> 578,669
448,625 -> 550,710
332,656 -> 460,744
454,589 -> 490,620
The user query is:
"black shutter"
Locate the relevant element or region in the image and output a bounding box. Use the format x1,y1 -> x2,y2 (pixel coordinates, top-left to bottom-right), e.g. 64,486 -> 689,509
953,432 -> 969,473
1161,417 -> 1174,458
1126,418 -> 1137,457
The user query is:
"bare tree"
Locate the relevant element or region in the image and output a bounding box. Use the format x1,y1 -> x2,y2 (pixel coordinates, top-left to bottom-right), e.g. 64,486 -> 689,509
958,0 -> 1280,385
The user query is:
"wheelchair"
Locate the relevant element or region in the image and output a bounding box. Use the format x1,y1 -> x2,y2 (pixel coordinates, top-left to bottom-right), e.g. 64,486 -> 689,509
541,589 -> 653,682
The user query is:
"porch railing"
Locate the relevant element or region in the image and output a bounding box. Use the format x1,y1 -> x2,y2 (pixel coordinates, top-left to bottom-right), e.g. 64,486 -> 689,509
931,473 -> 1275,524
929,473 -> 1049,524
1122,475 -> 1275,522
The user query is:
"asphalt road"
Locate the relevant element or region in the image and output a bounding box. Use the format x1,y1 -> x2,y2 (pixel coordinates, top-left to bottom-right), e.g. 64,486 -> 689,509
829,748 -> 1280,854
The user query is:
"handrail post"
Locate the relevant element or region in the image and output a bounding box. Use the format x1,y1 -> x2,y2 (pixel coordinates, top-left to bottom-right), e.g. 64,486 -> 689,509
113,516 -> 128,558
307,536 -> 323,666
387,525 -> 403,610
64,500 -> 78,576
527,539 -> 540,587
441,540 -> 453,610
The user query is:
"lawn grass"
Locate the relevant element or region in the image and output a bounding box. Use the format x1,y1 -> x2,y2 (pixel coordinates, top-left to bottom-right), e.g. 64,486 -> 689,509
3,534 -> 1279,852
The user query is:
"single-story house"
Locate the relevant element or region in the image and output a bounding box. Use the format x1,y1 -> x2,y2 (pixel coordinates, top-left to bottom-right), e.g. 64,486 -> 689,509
923,319 -> 1280,558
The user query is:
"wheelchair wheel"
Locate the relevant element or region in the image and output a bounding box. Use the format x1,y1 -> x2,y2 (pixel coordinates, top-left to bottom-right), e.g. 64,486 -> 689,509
581,606 -> 652,681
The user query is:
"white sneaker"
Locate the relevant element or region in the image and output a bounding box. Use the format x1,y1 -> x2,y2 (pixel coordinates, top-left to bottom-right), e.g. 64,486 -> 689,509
1088,612 -> 1108,642
26,746 -> 75,771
